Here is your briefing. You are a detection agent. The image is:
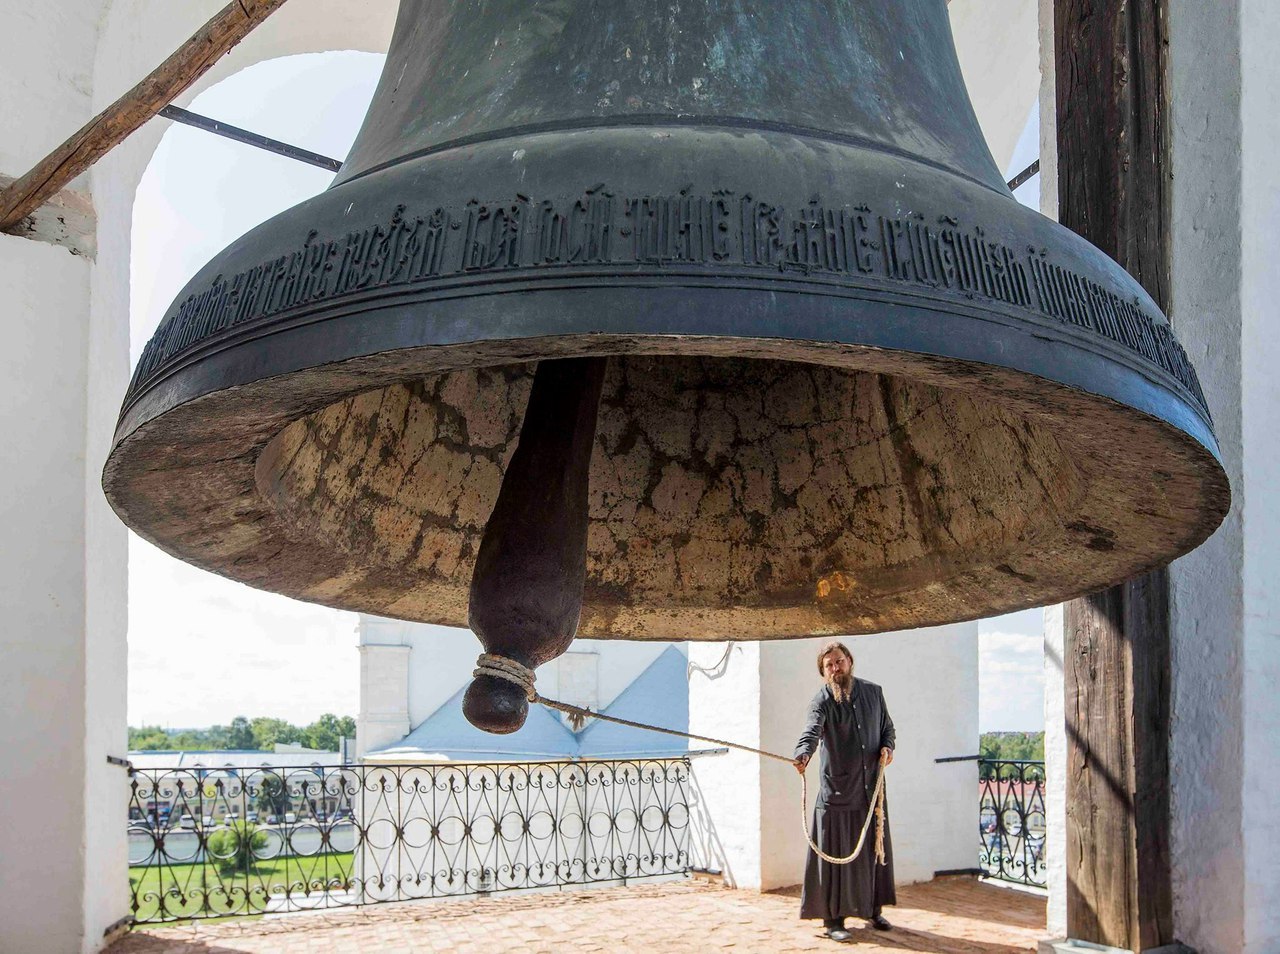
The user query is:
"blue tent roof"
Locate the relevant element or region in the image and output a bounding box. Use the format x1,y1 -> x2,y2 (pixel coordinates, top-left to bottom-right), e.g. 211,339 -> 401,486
368,645 -> 689,762
368,684 -> 580,762
577,645 -> 689,758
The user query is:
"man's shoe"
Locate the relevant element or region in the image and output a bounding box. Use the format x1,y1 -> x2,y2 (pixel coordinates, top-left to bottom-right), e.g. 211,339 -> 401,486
868,914 -> 892,931
824,927 -> 853,942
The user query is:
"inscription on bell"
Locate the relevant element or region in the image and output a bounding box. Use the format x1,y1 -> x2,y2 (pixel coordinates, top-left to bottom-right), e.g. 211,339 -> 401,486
129,185 -> 1207,412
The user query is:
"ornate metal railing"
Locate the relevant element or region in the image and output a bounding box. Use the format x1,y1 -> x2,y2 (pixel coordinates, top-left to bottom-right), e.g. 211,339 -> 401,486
978,758 -> 1047,888
127,758 -> 691,923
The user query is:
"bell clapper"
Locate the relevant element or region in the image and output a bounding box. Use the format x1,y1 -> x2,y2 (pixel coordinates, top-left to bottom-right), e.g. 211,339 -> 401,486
463,356 -> 608,734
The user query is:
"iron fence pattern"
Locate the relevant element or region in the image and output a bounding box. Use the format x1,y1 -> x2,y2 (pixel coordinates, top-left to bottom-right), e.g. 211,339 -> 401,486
978,758 -> 1047,888
127,758 -> 691,923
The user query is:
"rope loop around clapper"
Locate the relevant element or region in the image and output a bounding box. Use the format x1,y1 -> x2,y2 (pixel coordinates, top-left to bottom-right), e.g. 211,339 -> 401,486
474,653 -> 888,866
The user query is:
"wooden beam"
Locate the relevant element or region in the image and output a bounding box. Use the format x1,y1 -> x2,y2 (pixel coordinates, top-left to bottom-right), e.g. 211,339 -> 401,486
1056,0 -> 1174,950
0,0 -> 290,234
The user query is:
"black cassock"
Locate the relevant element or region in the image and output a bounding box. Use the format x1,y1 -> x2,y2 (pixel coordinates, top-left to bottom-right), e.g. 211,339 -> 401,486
793,678 -> 896,920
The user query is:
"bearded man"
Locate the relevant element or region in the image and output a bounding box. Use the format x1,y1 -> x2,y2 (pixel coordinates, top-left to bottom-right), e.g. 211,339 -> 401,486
793,641 -> 896,940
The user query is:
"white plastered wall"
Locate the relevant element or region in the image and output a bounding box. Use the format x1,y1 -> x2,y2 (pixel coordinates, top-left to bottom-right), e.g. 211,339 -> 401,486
1239,3 -> 1280,948
1,2 -> 396,950
1035,0 -> 1067,936
687,641 -> 765,888
1167,1 -> 1247,949
1,4 -> 112,952
689,624 -> 979,892
949,0 -> 1041,172
358,644 -> 413,757
1170,0 -> 1280,950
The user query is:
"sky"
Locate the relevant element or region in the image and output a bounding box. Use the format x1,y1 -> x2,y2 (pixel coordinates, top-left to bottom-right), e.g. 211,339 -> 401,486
127,52 -> 1047,733
128,52 -> 383,727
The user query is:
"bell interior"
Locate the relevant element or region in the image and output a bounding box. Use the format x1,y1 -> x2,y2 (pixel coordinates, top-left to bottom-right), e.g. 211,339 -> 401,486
257,355 -> 1085,635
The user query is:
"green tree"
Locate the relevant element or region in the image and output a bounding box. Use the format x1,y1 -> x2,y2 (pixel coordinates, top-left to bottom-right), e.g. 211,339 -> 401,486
979,732 -> 1046,778
129,726 -> 172,750
206,821 -> 268,874
251,717 -> 301,750
128,715 -> 356,753
227,716 -> 254,750
303,713 -> 347,751
255,772 -> 293,819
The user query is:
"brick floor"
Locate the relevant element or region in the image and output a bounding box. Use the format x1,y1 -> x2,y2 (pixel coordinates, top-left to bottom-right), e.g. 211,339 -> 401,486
111,876 -> 1046,954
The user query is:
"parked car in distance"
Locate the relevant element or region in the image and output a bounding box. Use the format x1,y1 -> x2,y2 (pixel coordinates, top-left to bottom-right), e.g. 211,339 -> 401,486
179,814 -> 195,829
222,812 -> 240,825
246,811 -> 258,823
201,815 -> 214,827
266,814 -> 278,824
284,812 -> 297,824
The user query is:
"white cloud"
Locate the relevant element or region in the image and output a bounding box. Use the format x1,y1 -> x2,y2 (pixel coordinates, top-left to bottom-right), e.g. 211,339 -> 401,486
978,610 -> 1045,732
128,535 -> 358,727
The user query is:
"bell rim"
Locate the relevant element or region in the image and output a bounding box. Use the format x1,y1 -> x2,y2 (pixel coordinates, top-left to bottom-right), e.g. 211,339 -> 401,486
103,326 -> 1229,640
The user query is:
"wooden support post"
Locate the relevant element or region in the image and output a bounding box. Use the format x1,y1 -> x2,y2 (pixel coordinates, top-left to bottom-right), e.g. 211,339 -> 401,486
1056,0 -> 1174,950
0,0 -> 290,233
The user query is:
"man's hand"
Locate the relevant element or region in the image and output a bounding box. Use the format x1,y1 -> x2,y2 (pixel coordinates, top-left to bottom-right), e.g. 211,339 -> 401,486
879,747 -> 894,767
793,755 -> 809,774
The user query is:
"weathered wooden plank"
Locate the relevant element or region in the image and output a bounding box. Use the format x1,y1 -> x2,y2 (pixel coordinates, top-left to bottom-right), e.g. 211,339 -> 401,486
0,0 -> 290,233
1126,566 -> 1173,951
1056,0 -> 1174,949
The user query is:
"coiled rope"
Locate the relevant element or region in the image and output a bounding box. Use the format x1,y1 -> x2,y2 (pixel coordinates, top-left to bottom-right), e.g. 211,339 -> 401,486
473,653 -> 888,866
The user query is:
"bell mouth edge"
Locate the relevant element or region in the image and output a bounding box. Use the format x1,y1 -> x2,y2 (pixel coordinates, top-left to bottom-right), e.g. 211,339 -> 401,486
103,324 -> 1229,640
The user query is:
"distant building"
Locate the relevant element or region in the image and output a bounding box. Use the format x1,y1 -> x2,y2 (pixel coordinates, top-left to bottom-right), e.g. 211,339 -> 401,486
357,614 -> 690,763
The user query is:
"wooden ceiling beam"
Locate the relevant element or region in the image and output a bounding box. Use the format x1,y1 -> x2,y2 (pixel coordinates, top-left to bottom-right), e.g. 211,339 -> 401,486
0,0 -> 290,234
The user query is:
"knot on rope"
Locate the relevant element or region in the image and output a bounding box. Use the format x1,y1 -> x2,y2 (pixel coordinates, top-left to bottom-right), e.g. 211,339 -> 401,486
472,653 -> 538,702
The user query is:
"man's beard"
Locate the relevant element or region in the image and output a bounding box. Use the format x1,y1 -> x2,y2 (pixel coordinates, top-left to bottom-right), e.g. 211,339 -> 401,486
827,671 -> 853,703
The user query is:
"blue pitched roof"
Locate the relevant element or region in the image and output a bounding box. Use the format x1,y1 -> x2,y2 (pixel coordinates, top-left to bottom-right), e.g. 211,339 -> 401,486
368,684 -> 580,762
368,645 -> 689,762
577,645 -> 689,758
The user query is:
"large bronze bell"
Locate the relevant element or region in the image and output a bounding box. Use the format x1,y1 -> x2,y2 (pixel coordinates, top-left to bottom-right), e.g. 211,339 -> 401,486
105,0 -> 1227,732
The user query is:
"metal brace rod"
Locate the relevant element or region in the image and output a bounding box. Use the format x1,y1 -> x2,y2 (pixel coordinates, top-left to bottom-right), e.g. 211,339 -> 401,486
1007,159 -> 1041,192
159,105 -> 343,173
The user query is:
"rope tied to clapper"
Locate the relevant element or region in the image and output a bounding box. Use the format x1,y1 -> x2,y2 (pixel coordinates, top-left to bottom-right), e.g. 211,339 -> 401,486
473,653 -> 888,866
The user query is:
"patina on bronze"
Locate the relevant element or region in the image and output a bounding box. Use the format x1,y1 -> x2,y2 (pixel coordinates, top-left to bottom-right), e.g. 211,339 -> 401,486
104,0 -> 1228,733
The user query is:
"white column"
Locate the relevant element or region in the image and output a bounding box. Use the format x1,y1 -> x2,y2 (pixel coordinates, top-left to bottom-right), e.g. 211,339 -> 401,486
1035,7 -> 1068,936
688,641 -> 764,888
689,625 -> 979,892
949,0 -> 1041,171
1167,2 -> 1249,951
1041,603 -> 1068,937
357,644 -> 412,757
0,234 -> 96,953
1239,2 -> 1280,949
0,4 -> 130,951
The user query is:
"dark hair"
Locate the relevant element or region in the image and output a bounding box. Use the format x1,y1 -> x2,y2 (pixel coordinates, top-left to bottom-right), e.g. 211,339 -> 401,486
816,640 -> 853,675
